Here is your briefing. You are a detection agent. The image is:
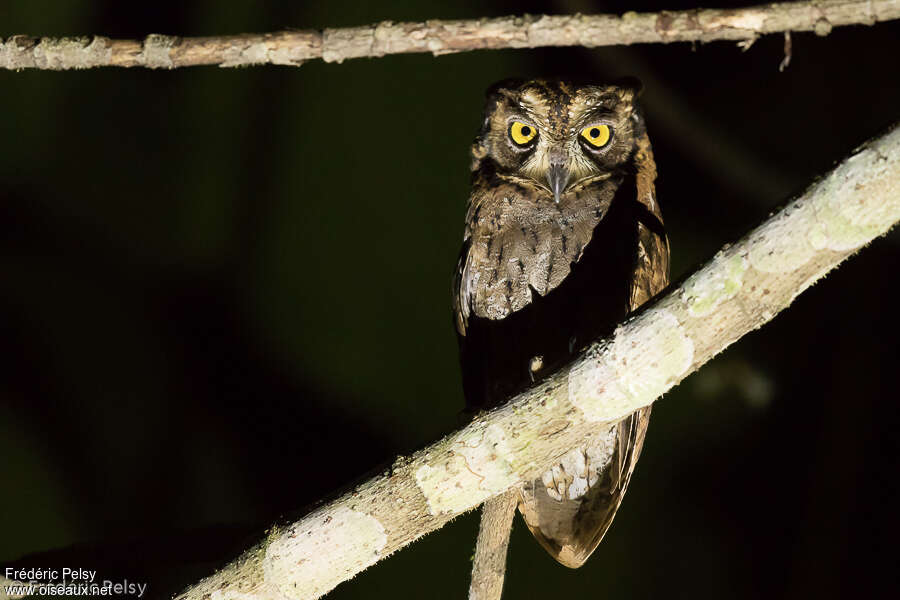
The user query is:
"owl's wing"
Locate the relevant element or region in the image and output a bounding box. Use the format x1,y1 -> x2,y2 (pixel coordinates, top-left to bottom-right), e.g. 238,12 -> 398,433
451,238 -> 474,336
452,179 -> 605,336
518,407 -> 651,568
628,128 -> 669,309
518,131 -> 669,567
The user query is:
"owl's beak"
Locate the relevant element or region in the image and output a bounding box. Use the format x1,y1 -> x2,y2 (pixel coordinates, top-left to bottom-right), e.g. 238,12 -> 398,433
547,164 -> 570,204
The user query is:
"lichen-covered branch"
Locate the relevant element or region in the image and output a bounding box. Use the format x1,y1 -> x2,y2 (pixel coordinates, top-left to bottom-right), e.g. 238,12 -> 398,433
1,576 -> 29,600
175,125 -> 900,600
2,0 -> 898,71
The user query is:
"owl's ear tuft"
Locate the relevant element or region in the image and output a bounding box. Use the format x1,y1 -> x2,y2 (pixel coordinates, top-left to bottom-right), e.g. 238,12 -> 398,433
474,79 -> 526,169
485,78 -> 527,99
482,78 -> 527,115
613,76 -> 644,100
470,139 -> 489,171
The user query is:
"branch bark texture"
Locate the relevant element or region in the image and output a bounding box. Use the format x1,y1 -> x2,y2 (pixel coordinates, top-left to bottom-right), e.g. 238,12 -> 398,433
175,125 -> 900,600
468,490 -> 518,600
1,0 -> 898,70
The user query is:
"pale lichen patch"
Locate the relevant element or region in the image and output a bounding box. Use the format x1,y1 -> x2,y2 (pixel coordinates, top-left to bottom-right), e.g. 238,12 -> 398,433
268,46 -> 306,66
747,201 -> 817,273
32,36 -> 112,70
220,42 -> 270,67
415,424 -> 517,515
322,27 -> 374,63
1,576 -> 27,599
568,309 -> 693,422
0,40 -> 25,70
209,591 -> 262,600
264,506 -> 387,600
752,129 -> 900,271
806,139 -> 900,251
682,251 -> 748,317
707,10 -> 767,31
141,34 -> 177,69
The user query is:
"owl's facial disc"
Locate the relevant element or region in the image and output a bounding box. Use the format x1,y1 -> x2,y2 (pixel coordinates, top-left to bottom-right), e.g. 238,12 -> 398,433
506,112 -> 621,201
476,80 -> 640,202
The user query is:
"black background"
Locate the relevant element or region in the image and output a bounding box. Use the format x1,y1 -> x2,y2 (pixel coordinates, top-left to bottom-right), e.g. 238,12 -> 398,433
1,1 -> 898,599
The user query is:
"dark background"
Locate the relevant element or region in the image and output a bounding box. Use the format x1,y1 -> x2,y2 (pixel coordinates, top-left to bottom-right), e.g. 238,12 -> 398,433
1,1 -> 898,599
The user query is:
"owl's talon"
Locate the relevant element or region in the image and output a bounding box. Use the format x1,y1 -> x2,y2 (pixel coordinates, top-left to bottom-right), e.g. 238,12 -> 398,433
529,355 -> 543,382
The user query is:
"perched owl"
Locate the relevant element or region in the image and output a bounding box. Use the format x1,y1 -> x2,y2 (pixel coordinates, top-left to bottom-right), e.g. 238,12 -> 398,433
452,80 -> 669,567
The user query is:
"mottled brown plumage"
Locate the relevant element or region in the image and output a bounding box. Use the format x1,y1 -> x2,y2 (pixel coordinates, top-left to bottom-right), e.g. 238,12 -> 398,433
452,80 -> 669,568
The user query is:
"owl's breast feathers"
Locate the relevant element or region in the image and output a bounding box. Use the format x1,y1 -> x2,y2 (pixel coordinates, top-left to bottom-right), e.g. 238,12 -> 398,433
453,171 -> 620,336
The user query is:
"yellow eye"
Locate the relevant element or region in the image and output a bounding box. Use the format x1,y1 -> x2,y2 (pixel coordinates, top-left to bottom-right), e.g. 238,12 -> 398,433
581,124 -> 611,148
509,121 -> 537,146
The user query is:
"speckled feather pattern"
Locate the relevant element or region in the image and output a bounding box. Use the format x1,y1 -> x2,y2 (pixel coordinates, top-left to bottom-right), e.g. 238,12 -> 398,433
456,173 -> 617,327
453,80 -> 669,568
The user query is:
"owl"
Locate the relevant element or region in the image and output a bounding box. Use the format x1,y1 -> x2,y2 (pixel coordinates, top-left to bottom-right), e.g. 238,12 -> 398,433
452,79 -> 669,567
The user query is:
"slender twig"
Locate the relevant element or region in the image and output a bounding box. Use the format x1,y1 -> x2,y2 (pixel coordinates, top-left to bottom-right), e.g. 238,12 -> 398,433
1,0 -> 897,71
174,125 -> 900,600
469,490 -> 518,600
779,30 -> 794,71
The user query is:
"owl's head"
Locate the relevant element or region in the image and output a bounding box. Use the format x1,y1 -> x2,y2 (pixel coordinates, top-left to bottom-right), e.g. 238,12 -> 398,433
472,79 -> 645,203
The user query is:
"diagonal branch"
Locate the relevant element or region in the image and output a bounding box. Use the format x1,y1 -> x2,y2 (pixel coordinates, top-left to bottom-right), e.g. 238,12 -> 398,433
174,125 -> 900,600
1,0 -> 898,71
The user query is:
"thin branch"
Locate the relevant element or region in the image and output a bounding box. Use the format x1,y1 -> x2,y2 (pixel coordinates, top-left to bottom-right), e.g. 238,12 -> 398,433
1,0 -> 898,71
468,490 -> 518,600
175,125 -> 900,600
